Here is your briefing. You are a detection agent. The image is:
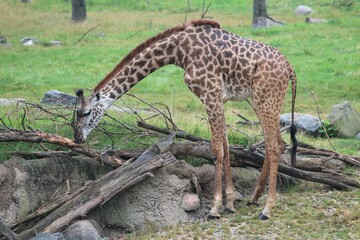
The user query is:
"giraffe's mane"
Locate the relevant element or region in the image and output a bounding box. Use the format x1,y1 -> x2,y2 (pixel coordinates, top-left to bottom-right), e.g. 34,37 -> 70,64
94,19 -> 220,93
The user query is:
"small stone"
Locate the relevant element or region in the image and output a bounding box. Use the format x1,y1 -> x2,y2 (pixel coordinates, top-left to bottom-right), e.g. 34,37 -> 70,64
48,40 -> 62,46
0,98 -> 24,106
253,17 -> 284,28
61,220 -> 106,240
182,192 -> 200,212
20,37 -> 40,45
30,233 -> 65,240
0,35 -> 7,44
96,32 -> 105,38
295,5 -> 313,15
234,190 -> 244,201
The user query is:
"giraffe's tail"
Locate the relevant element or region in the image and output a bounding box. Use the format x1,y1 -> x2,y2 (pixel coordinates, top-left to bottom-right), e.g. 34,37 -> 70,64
289,69 -> 298,167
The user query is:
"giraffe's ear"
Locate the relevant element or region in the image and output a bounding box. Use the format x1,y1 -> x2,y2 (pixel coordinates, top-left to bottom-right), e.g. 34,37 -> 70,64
95,92 -> 100,101
76,89 -> 84,97
76,89 -> 87,107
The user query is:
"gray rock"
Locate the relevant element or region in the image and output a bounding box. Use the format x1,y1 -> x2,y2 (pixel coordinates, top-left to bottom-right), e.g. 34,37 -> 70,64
0,98 -> 24,106
305,17 -> 328,24
96,32 -> 105,38
41,90 -> 77,106
62,220 -> 107,240
356,132 -> 360,140
295,5 -> 313,15
280,113 -> 321,134
0,35 -> 7,44
0,156 -> 111,225
20,37 -> 40,45
47,40 -> 62,46
182,192 -> 200,211
30,233 -> 65,240
327,101 -> 360,138
253,17 -> 284,28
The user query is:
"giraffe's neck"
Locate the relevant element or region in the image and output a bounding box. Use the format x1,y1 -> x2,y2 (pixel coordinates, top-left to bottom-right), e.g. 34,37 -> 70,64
95,35 -> 186,109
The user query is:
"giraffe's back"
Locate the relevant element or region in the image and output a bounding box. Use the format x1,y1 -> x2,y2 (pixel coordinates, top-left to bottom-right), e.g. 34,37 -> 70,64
182,25 -> 293,102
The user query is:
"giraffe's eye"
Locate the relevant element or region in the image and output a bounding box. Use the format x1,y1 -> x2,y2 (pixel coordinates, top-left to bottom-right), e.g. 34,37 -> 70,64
82,110 -> 91,117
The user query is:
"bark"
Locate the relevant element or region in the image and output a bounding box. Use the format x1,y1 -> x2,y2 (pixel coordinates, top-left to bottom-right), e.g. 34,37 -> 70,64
253,0 -> 268,24
71,0 -> 86,23
14,137 -> 176,239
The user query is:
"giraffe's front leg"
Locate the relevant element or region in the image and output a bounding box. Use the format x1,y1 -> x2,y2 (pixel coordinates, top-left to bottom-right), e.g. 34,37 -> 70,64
204,100 -> 227,219
209,139 -> 224,218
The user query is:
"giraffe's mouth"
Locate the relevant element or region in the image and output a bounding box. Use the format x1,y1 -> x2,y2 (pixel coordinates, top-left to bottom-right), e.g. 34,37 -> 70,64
74,130 -> 87,144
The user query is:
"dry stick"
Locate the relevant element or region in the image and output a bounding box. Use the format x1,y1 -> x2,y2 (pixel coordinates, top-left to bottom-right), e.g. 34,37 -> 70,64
127,93 -> 179,130
138,121 -> 208,143
0,129 -> 120,167
297,146 -> 360,167
302,82 -> 337,151
78,24 -> 100,42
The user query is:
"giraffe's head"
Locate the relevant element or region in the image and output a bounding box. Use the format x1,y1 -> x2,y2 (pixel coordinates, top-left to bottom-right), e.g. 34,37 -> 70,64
73,89 -> 106,143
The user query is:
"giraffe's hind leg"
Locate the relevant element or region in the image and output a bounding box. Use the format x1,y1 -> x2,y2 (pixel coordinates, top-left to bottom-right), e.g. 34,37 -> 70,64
250,73 -> 287,219
248,133 -> 283,206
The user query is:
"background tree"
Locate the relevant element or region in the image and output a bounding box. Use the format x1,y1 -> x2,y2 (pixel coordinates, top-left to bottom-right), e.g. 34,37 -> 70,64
252,0 -> 269,24
72,0 -> 86,23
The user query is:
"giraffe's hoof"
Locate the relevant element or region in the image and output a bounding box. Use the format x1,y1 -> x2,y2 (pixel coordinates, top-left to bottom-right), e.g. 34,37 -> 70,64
224,207 -> 236,214
258,213 -> 270,221
246,201 -> 259,207
207,212 -> 221,220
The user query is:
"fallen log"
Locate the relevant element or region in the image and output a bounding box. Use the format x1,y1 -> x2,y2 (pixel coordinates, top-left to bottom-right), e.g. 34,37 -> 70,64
0,129 -> 121,167
11,135 -> 176,240
138,122 -> 360,190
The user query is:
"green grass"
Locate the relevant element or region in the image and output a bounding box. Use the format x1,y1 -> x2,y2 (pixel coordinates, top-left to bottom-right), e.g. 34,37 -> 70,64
125,182 -> 360,239
0,2 -> 360,237
1,0 -> 359,156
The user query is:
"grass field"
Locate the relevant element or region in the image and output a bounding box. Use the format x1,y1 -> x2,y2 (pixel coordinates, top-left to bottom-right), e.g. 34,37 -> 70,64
0,0 -> 360,238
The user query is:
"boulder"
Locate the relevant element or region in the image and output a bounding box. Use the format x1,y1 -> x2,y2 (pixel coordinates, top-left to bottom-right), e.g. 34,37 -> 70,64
280,113 -> 321,135
62,220 -> 107,240
40,90 -> 77,106
295,5 -> 313,15
253,17 -> 284,28
0,156 -> 111,225
327,101 -> 360,138
356,132 -> 360,140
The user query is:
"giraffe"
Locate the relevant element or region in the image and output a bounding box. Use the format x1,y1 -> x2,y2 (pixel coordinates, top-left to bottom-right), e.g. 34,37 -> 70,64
74,19 -> 298,220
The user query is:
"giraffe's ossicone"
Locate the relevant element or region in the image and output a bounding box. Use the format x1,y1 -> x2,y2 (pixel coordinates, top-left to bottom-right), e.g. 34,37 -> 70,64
74,19 -> 297,220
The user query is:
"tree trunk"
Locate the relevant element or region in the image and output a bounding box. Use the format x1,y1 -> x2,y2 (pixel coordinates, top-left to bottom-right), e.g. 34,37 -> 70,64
72,0 -> 86,23
253,0 -> 268,24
